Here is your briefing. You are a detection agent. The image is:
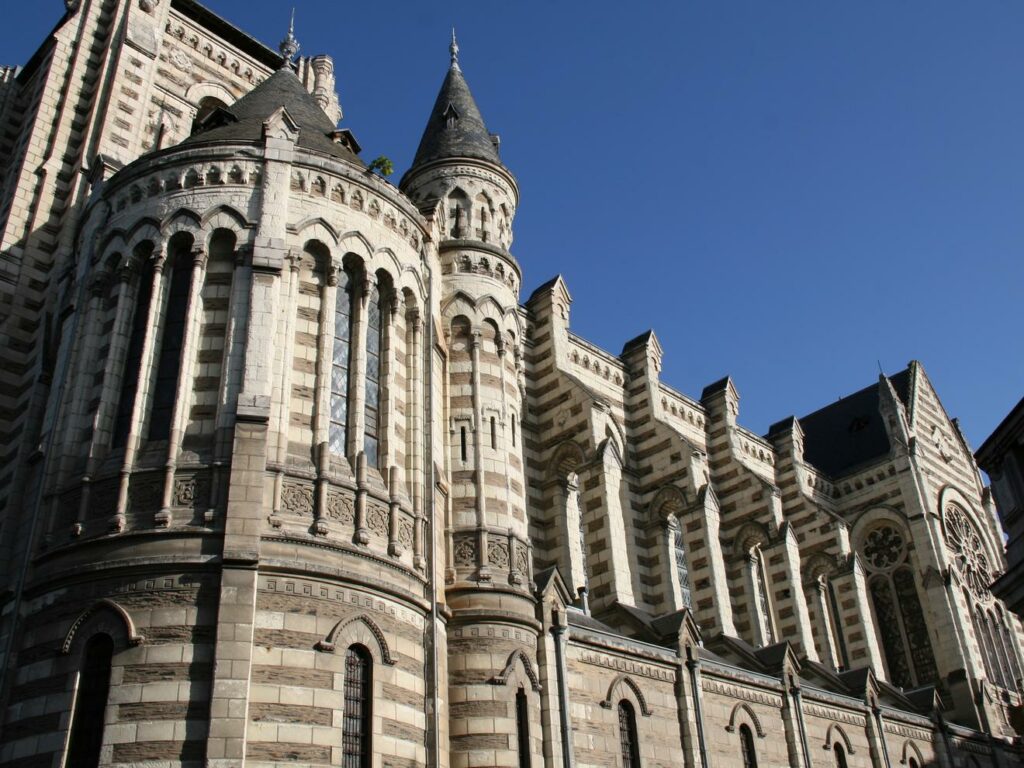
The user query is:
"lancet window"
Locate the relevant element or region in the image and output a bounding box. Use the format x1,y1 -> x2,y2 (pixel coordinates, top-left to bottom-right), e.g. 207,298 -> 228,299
342,645 -> 372,768
111,253 -> 154,448
739,723 -> 758,768
750,546 -> 775,645
149,236 -> 194,441
861,521 -> 938,688
673,522 -> 692,609
617,700 -> 640,768
364,283 -> 383,467
516,687 -> 531,768
330,267 -> 354,456
66,633 -> 114,768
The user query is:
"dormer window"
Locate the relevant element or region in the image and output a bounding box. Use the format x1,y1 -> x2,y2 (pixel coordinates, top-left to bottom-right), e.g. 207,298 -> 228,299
443,103 -> 459,129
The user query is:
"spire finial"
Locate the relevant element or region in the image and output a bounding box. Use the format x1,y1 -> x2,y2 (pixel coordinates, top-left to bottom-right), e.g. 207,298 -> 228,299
449,28 -> 460,71
279,8 -> 300,68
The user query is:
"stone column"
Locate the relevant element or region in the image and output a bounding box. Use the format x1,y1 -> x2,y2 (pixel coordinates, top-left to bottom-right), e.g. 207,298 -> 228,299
158,245 -> 208,527
114,248 -> 167,531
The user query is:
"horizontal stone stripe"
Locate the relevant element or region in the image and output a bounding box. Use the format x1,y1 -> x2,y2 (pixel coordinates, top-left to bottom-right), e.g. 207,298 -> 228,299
450,700 -> 507,719
383,718 -> 424,744
250,702 -> 332,725
122,662 -> 212,683
246,742 -> 332,762
451,733 -> 510,751
383,758 -> 423,768
0,712 -> 61,742
382,681 -> 423,709
253,627 -> 321,650
9,673 -> 68,703
145,624 -> 216,644
112,741 -> 205,761
250,664 -> 333,689
118,701 -> 209,721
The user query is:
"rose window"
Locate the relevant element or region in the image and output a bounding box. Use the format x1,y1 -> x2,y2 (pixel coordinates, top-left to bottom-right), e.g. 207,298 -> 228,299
862,524 -> 907,570
943,505 -> 992,599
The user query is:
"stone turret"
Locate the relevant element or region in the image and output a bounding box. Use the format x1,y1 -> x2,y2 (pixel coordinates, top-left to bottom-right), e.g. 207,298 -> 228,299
404,35 -> 539,768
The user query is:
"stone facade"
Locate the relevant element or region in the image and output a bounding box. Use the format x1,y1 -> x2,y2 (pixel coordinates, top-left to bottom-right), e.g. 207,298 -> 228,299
0,3 -> 1021,767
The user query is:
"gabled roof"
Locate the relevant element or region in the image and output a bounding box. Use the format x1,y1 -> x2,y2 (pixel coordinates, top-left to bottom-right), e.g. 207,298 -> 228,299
406,61 -> 502,173
797,368 -> 911,477
183,67 -> 362,166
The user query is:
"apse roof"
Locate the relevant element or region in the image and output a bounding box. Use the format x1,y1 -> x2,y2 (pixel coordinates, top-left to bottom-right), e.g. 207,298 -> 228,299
184,67 -> 362,166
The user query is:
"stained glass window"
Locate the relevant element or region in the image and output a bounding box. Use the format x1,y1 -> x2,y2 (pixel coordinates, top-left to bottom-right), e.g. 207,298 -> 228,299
618,701 -> 640,768
112,258 -> 154,447
148,251 -> 193,441
364,285 -> 382,467
893,567 -> 937,685
66,633 -> 113,768
673,523 -> 692,609
330,269 -> 353,456
516,687 -> 531,768
342,645 -> 372,768
754,550 -> 775,645
871,576 -> 913,688
739,724 -> 758,768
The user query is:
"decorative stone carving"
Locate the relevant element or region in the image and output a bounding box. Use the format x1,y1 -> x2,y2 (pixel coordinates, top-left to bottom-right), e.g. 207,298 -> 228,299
366,502 -> 389,537
488,539 -> 510,569
129,477 -> 163,514
281,481 -> 314,516
326,491 -> 355,524
397,518 -> 413,547
514,545 -> 528,577
140,0 -> 160,12
453,535 -> 476,567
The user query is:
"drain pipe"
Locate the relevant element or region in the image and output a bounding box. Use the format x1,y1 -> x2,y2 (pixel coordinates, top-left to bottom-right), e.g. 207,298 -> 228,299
686,648 -> 709,768
552,613 -> 574,768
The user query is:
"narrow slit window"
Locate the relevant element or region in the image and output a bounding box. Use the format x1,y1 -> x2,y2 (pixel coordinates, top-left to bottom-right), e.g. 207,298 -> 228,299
148,254 -> 193,440
739,724 -> 758,768
112,261 -> 154,447
834,743 -> 848,768
516,687 -> 531,768
330,268 -> 353,457
66,634 -> 114,768
342,645 -> 372,768
460,426 -> 468,462
512,415 -> 517,447
364,285 -> 383,467
490,416 -> 497,450
617,700 -> 640,768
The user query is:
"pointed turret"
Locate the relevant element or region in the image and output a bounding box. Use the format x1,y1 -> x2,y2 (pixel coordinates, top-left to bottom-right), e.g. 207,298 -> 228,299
405,31 -> 502,173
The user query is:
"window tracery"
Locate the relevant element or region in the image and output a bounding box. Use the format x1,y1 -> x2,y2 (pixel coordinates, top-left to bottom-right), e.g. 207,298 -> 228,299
618,700 -> 640,768
943,504 -> 992,599
739,723 -> 758,768
364,284 -> 382,467
860,520 -> 937,688
330,268 -> 353,456
673,522 -> 692,609
343,645 -> 372,768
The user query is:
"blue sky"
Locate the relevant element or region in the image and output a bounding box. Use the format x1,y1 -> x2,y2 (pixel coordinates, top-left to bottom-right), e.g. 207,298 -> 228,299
4,2 -> 1023,448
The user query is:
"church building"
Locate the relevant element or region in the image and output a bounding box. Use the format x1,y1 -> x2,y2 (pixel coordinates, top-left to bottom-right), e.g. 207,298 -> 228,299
0,2 -> 1020,767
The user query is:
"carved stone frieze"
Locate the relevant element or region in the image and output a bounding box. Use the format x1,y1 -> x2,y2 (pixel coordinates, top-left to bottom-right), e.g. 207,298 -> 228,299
281,481 -> 314,517
366,502 -> 389,537
326,490 -> 355,525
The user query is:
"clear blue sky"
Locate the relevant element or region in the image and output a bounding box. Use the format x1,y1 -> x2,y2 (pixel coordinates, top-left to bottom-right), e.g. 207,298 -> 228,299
4,2 -> 1023,448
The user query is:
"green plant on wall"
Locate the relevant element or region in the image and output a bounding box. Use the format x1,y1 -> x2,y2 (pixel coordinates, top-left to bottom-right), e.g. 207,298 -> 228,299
368,155 -> 394,177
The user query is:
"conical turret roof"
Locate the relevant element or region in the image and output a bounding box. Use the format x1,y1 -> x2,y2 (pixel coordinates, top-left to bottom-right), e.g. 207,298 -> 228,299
408,56 -> 502,171
184,67 -> 362,165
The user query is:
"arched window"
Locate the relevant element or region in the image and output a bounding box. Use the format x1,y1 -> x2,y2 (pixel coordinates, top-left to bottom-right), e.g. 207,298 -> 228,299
861,522 -> 937,688
364,284 -> 383,467
739,723 -> 758,768
342,645 -> 372,768
112,250 -> 154,448
516,686 -> 531,768
66,634 -> 114,768
908,759 -> 920,768
752,547 -> 775,645
191,95 -> 227,134
673,521 -> 692,609
617,700 -> 640,768
330,268 -> 354,456
149,236 -> 194,441
834,742 -> 848,768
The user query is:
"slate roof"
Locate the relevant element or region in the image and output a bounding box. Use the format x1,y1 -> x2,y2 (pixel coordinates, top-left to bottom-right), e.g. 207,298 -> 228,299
407,63 -> 502,171
183,67 -> 363,166
797,369 -> 911,478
